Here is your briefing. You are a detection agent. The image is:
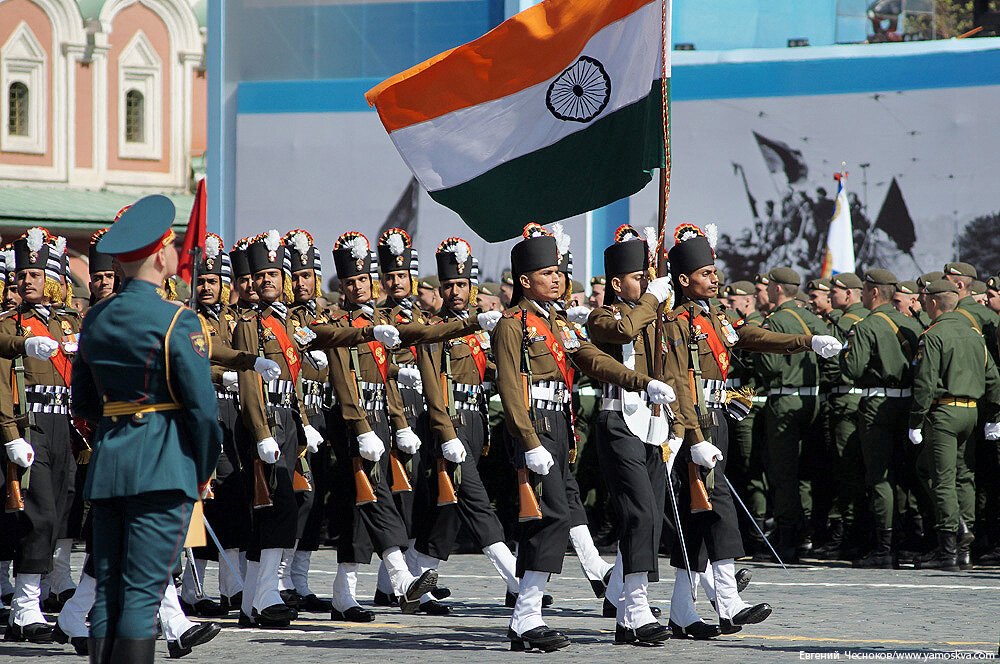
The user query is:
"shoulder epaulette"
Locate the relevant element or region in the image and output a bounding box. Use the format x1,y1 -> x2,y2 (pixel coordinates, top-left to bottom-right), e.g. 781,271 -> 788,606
502,308 -> 524,319
239,310 -> 258,322
0,310 -> 17,321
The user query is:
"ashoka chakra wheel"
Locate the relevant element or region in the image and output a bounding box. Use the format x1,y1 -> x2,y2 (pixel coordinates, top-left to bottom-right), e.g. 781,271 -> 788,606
545,56 -> 611,123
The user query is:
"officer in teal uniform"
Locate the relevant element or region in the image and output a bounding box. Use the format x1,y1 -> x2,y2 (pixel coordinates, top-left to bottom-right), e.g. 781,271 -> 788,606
71,195 -> 221,663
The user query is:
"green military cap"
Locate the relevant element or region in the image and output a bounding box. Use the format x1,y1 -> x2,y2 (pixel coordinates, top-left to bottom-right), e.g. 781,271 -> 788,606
971,280 -> 987,296
897,280 -> 919,295
864,269 -> 897,286
728,280 -> 754,296
917,271 -> 944,288
501,269 -> 514,286
753,272 -> 770,285
943,262 -> 977,279
987,275 -> 1000,292
418,275 -> 440,290
831,273 -> 863,289
479,282 -> 500,297
807,277 -> 832,292
767,267 -> 800,286
98,195 -> 176,259
923,279 -> 959,295
571,279 -> 585,293
590,275 -> 606,286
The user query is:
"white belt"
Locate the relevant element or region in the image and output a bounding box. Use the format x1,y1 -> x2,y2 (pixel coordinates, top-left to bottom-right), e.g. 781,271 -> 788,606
863,387 -> 911,398
25,384 -> 70,414
703,379 -> 727,406
266,379 -> 295,395
750,396 -> 767,405
725,378 -> 744,389
768,386 -> 819,397
576,386 -> 600,397
829,385 -> 864,396
531,381 -> 570,411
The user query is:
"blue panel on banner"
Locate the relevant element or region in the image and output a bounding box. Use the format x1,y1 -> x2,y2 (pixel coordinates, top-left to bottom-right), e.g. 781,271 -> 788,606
590,200 -> 630,277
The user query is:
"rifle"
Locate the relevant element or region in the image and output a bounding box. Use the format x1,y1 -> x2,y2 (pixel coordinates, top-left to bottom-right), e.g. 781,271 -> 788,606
252,314 -> 276,510
435,328 -> 461,507
686,305 -> 714,513
6,312 -> 32,512
517,309 -> 543,522
348,329 -> 381,506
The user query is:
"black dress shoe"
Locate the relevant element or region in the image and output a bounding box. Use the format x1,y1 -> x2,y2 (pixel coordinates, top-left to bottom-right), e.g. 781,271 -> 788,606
53,623 -> 88,655
505,591 -> 554,608
220,592 -> 242,613
651,606 -> 661,617
42,591 -> 71,613
400,570 -> 438,614
280,589 -> 304,607
3,622 -> 54,643
431,587 -> 451,600
181,598 -> 229,617
591,568 -> 613,598
736,568 -> 752,593
168,621 -> 222,659
253,603 -> 294,627
615,621 -> 669,645
238,610 -> 254,627
331,606 -> 375,622
418,599 -> 452,615
508,626 -> 570,652
1,592 -> 12,606
668,619 -> 720,640
732,603 -> 772,626
719,618 -> 743,635
299,594 -> 333,612
374,589 -> 398,606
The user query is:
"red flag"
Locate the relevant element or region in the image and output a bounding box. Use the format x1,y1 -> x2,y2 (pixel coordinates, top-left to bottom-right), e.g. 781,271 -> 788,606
178,178 -> 206,283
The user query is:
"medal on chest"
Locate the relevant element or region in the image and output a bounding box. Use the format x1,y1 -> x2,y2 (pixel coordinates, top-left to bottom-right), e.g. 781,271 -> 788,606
292,323 -> 316,347
556,320 -> 581,351
719,315 -> 739,344
60,320 -> 78,354
225,313 -> 236,334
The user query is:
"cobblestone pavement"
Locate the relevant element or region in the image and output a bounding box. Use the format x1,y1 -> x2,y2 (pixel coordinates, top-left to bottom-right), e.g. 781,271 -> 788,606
3,549 -> 999,662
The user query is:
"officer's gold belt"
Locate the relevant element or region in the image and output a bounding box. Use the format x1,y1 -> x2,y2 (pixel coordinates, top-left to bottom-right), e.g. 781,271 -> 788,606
103,401 -> 183,417
933,397 -> 977,408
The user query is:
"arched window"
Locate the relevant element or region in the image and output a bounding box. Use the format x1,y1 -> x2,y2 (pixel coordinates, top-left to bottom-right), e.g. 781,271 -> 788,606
7,82 -> 28,136
125,89 -> 144,143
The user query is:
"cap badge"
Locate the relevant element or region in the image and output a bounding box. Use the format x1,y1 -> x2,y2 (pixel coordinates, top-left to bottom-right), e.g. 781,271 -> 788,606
267,250 -> 277,262
356,258 -> 365,272
29,251 -> 38,263
396,255 -> 405,267
206,258 -> 215,270
457,261 -> 466,274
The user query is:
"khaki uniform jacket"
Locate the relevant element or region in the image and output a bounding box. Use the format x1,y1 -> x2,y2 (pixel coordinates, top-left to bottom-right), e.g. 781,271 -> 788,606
492,297 -> 652,451
586,293 -> 660,371
199,303 -> 243,385
662,299 -> 812,444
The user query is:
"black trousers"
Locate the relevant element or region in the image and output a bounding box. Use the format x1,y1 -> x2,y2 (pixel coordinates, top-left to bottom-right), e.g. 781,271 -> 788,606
668,406 -> 744,572
329,411 -> 408,564
237,406 -> 300,559
296,407 -> 331,552
595,411 -> 665,577
415,409 -> 505,560
197,397 -> 250,558
4,412 -> 75,575
505,409 -> 573,576
391,386 -> 424,538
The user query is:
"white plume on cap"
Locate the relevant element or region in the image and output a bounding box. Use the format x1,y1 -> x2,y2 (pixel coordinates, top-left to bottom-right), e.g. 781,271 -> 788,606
205,234 -> 221,260
551,222 -> 571,256
290,231 -> 311,256
386,232 -> 406,256
52,236 -> 67,255
347,236 -> 367,260
705,223 -> 718,249
643,226 -> 657,249
264,229 -> 280,252
444,238 -> 470,265
1,248 -> 12,268
26,228 -> 46,252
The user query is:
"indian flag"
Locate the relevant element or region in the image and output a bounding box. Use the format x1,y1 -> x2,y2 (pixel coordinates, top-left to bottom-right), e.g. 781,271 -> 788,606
366,0 -> 669,242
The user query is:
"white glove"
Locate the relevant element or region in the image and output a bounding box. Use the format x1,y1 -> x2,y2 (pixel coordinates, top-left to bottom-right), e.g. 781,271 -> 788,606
524,446 -> 554,475
5,438 -> 34,468
396,427 -> 421,454
357,431 -> 385,462
374,324 -> 401,348
985,422 -> 1000,441
645,276 -> 673,304
305,350 -> 328,370
477,311 -> 503,332
254,357 -> 281,381
24,336 -> 59,360
397,366 -> 422,389
811,335 -> 844,358
303,425 -> 323,453
566,306 -> 591,326
257,437 -> 280,464
908,428 -> 923,445
646,380 -> 676,405
222,371 -> 239,392
441,439 -> 467,463
690,441 -> 723,469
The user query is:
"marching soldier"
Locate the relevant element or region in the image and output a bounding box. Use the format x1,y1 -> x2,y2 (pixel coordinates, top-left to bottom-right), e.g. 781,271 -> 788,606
1,229 -> 82,643
585,226 -> 673,645
753,273 -> 772,316
87,229 -> 119,307
908,279 -> 1000,570
893,281 -> 928,328
944,262 -> 999,362
230,238 -> 258,311
492,224 -> 676,652
588,276 -> 606,309
476,282 -> 503,312
407,237 -> 521,613
986,276 -> 1000,315
841,270 -> 923,568
70,196 -> 220,662
660,225 -> 842,638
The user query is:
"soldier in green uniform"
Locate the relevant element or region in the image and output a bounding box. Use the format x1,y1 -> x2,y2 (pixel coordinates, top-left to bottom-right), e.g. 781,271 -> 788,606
588,275 -> 606,309
70,195 -> 220,663
908,279 -> 1000,570
893,281 -> 930,329
841,269 -> 923,568
758,267 -> 831,561
986,276 -> 1000,315
815,273 -> 869,559
944,263 -> 999,361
